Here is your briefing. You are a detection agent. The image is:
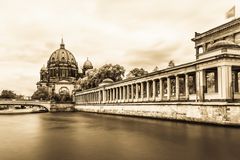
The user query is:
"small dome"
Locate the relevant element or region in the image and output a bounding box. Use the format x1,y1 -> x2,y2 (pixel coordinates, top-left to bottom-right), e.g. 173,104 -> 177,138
83,58 -> 93,70
102,78 -> 114,83
99,78 -> 114,87
207,40 -> 240,51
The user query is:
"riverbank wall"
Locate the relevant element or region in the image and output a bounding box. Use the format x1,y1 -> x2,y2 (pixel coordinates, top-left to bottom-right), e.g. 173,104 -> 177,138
75,102 -> 240,126
50,103 -> 75,112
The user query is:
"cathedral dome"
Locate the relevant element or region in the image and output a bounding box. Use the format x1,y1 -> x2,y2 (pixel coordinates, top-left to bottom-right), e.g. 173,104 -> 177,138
207,40 -> 240,51
48,40 -> 78,66
83,58 -> 93,70
46,39 -> 79,82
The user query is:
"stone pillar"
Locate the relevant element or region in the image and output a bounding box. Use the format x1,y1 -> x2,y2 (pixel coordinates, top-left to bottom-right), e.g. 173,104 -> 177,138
116,87 -> 119,102
185,74 -> 189,100
123,86 -> 126,102
146,81 -> 150,100
113,88 -> 116,103
131,84 -> 134,101
176,75 -> 179,100
102,90 -> 106,103
126,85 -> 130,101
196,70 -> 205,102
159,78 -> 163,101
109,89 -> 112,102
136,83 -> 139,100
221,66 -> 232,100
98,91 -> 101,103
152,80 -> 156,101
119,87 -> 122,101
108,90 -> 110,103
167,77 -> 171,100
141,82 -> 144,101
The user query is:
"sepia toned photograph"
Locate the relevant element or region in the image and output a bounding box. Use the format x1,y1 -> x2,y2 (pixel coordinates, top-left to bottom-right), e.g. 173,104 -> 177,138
0,0 -> 240,160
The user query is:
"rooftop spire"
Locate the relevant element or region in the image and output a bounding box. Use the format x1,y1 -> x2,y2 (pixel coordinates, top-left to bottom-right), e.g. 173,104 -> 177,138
60,37 -> 65,49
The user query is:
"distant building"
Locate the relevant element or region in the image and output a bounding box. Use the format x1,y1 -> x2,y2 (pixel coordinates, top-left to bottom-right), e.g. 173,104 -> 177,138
37,39 -> 93,96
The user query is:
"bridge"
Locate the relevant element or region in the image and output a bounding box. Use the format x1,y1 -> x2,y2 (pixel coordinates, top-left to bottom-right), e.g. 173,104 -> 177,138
0,100 -> 51,111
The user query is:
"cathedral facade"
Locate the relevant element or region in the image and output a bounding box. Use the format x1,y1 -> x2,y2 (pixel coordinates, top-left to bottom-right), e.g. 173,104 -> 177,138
37,39 -> 93,97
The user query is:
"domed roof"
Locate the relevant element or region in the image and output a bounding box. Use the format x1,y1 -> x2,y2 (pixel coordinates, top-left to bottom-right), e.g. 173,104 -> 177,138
207,40 -> 240,51
102,78 -> 114,83
83,58 -> 93,70
99,78 -> 114,87
48,39 -> 78,66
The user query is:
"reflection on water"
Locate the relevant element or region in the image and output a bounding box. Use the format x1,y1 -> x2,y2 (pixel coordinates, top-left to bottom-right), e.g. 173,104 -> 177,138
0,113 -> 239,160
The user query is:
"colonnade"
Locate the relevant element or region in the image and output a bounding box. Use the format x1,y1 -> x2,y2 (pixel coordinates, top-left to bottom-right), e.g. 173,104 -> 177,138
76,73 -> 197,104
75,64 -> 240,104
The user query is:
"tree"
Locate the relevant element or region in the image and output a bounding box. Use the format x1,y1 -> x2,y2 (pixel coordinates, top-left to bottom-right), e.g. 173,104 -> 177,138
126,68 -> 148,78
79,64 -> 125,90
0,90 -> 17,99
31,87 -> 50,100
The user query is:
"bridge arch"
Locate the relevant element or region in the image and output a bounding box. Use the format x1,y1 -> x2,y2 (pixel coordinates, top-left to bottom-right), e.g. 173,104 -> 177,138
0,100 -> 51,112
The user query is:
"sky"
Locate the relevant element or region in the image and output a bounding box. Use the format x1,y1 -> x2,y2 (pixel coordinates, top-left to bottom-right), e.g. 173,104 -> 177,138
0,0 -> 237,96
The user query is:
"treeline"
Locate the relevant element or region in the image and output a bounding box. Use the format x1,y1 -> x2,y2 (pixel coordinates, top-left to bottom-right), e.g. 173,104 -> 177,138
78,64 -> 150,90
0,90 -> 24,100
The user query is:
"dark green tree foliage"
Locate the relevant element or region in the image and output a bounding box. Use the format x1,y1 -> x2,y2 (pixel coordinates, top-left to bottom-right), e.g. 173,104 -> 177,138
80,64 -> 125,90
127,68 -> 148,78
0,90 -> 17,99
31,87 -> 50,100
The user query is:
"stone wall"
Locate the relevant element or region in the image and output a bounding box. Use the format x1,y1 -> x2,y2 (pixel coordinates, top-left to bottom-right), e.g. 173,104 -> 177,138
75,102 -> 240,126
50,103 -> 75,112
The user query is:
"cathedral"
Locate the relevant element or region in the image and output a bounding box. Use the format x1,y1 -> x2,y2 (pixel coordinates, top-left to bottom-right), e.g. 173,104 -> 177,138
36,39 -> 93,96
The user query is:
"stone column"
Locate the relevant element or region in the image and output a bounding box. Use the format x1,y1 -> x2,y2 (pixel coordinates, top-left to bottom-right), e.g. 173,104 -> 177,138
126,85 -> 130,102
146,81 -> 150,100
185,74 -> 189,100
176,75 -> 179,100
116,87 -> 119,102
196,70 -> 205,102
109,89 -> 112,102
159,78 -> 163,101
141,82 -> 144,101
102,90 -> 106,103
152,80 -> 156,101
131,84 -> 134,101
136,83 -> 139,100
119,87 -> 122,101
98,91 -> 101,103
167,77 -> 171,100
221,66 -> 232,100
113,88 -> 116,103
123,86 -> 126,102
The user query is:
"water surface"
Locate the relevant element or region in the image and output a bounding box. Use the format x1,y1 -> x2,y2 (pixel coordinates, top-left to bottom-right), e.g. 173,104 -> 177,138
0,112 -> 239,160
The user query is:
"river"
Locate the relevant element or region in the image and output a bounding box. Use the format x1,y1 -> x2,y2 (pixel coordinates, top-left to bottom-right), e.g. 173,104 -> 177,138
0,112 -> 239,160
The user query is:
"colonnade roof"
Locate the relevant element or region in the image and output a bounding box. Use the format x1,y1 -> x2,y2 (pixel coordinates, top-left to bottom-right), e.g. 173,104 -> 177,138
192,18 -> 240,42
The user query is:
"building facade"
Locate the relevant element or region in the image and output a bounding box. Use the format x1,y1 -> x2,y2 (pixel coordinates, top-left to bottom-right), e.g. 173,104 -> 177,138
37,39 -> 93,97
75,18 -> 240,104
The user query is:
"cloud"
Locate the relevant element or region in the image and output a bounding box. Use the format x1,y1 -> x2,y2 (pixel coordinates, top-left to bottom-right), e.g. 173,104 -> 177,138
126,42 -> 181,70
